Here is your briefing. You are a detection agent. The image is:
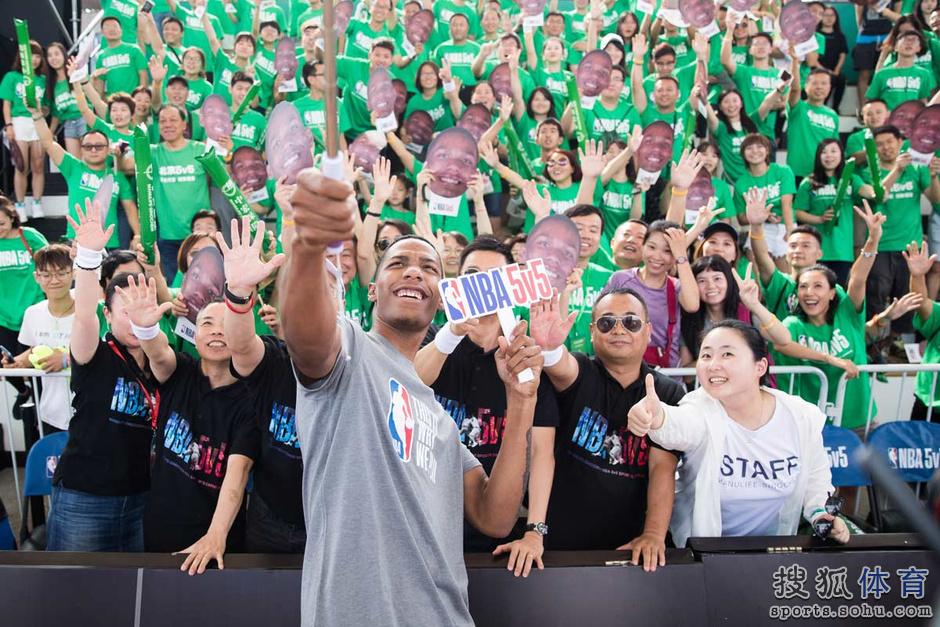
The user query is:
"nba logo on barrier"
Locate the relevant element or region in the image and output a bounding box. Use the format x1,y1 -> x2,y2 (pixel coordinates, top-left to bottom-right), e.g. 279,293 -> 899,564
45,455 -> 58,478
387,379 -> 415,462
888,448 -> 898,469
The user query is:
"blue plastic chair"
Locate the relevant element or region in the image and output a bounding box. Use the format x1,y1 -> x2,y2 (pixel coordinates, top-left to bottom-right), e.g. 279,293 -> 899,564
19,432 -> 68,546
865,421 -> 940,531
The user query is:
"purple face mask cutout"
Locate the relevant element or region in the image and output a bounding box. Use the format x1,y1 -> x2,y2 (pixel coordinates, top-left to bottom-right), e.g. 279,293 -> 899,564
335,1 -> 354,34
457,104 -> 492,143
522,215 -> 581,291
275,37 -> 299,79
231,146 -> 268,192
780,0 -> 817,44
404,110 -> 435,146
406,9 -> 434,45
686,171 -> 715,213
180,246 -> 224,325
426,128 -> 478,198
519,0 -> 547,16
888,99 -> 926,138
636,121 -> 675,172
265,101 -> 313,184
368,68 -> 396,119
349,135 -> 382,174
576,50 -> 613,98
678,0 -> 716,29
488,63 -> 513,101
392,79 -> 408,119
727,0 -> 757,10
201,94 -> 233,141
910,105 -> 940,154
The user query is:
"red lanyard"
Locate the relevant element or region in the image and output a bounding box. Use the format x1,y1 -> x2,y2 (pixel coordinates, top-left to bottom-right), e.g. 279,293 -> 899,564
106,338 -> 161,430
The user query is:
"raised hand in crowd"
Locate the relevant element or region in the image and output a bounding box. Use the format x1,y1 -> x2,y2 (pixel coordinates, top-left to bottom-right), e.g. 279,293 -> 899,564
215,217 -> 286,298
521,180 -> 552,223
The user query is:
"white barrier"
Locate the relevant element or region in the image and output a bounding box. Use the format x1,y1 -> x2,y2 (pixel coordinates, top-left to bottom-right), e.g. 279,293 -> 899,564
659,365 -> 830,412
0,369 -> 71,522
831,364 -> 940,435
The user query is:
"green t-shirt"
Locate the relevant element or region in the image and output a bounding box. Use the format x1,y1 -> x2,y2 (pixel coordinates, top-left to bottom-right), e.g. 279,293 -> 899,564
336,56 -> 373,137
794,174 -> 865,262
380,205 -> 417,225
712,121 -> 748,183
865,64 -> 935,111
151,140 -> 211,240
785,101 -> 840,177
0,72 -> 47,118
780,295 -> 873,429
523,182 -> 582,232
344,274 -> 373,330
639,103 -> 691,164
0,228 -> 48,330
403,90 -> 456,133
231,109 -> 267,151
913,302 -> 940,407
845,127 -> 872,159
173,4 -> 224,74
432,0 -> 480,44
50,79 -> 80,121
860,163 -> 932,252
101,0 -> 139,43
95,42 -> 147,97
60,152 -> 133,248
532,66 -> 574,115
410,160 -> 474,239
564,262 -> 612,356
731,64 -> 780,138
252,46 -> 278,111
600,179 -> 636,241
211,50 -> 245,105
292,94 -> 328,147
433,40 -> 482,87
733,163 -> 796,219
182,77 -> 213,112
585,97 -> 641,146
345,19 -> 392,59
641,63 -> 697,107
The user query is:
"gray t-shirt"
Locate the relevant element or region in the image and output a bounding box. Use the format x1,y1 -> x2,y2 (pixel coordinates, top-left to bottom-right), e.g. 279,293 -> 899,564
295,317 -> 481,626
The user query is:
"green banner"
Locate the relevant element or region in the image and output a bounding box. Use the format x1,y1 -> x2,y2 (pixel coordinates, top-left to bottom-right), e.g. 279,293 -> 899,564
503,122 -> 534,180
565,77 -> 589,145
14,20 -> 37,109
196,147 -> 270,251
133,126 -> 157,265
231,82 -> 260,124
830,157 -> 856,227
865,137 -> 883,202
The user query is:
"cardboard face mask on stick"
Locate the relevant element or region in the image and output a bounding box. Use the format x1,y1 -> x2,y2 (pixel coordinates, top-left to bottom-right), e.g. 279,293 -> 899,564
489,63 -> 513,102
266,102 -> 313,184
781,0 -> 819,55
908,105 -> 940,165
679,0 -> 718,36
368,68 -> 398,132
519,0 -> 547,30
521,215 -> 581,291
404,110 -> 434,149
276,38 -> 299,92
457,104 -> 492,143
888,99 -> 925,139
685,172 -> 715,225
201,95 -> 234,156
426,128 -> 478,216
175,246 -> 225,343
231,146 -> 269,201
93,174 -> 115,224
636,121 -> 674,185
392,79 -> 408,119
349,133 -> 383,174
576,50 -> 612,107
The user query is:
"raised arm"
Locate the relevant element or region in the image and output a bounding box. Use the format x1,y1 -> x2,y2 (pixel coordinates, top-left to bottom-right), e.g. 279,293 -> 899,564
720,12 -> 737,76
469,172 -> 493,235
28,105 -> 65,166
384,130 -> 416,173
202,8 -> 223,56
905,241 -> 936,321
281,170 -> 358,382
744,188 -> 776,286
601,126 -> 642,186
666,227 -> 699,312
115,273 -> 177,382
528,294 -> 579,391
664,149 -> 704,224
575,139 -> 604,205
630,34 -> 649,115
847,200 -> 884,311
69,200 -> 113,364
480,140 -> 528,190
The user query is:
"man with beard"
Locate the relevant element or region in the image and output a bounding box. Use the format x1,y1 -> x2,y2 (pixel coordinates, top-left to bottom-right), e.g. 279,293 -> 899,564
282,168 -> 542,624
415,237 -> 560,554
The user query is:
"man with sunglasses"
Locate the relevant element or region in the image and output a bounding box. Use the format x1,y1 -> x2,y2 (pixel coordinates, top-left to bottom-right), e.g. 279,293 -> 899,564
521,287 -> 684,571
32,114 -> 137,250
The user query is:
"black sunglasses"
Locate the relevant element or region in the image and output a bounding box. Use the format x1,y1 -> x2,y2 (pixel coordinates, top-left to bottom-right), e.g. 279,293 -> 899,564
594,314 -> 644,334
376,238 -> 392,252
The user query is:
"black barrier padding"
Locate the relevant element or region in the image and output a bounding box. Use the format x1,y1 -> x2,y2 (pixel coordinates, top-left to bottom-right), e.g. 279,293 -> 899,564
689,533 -> 926,554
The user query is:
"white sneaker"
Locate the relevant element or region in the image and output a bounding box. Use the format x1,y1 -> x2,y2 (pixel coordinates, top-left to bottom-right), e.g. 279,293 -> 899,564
29,198 -> 44,218
14,203 -> 28,223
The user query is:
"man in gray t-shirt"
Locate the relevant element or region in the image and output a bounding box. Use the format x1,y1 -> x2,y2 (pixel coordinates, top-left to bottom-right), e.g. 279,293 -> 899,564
281,169 -> 543,626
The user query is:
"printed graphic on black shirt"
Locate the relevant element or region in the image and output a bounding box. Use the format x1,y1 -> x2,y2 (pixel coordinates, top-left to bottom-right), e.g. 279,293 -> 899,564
108,376 -> 151,429
571,408 -> 650,475
268,400 -> 300,457
163,410 -> 229,490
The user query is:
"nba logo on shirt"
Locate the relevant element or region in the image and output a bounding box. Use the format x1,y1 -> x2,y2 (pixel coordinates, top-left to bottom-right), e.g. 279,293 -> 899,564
439,278 -> 468,322
888,448 -> 899,469
387,378 -> 415,462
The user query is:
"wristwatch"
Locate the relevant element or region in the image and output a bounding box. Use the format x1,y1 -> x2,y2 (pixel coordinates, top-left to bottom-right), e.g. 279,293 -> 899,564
675,256 -> 689,265
525,522 -> 549,537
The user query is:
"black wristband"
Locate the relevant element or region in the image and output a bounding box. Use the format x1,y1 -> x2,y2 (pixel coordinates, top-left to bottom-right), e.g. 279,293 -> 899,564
224,282 -> 253,305
366,211 -> 382,218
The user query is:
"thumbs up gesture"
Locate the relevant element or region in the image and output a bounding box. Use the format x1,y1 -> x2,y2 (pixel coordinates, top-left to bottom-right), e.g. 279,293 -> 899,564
627,374 -> 665,437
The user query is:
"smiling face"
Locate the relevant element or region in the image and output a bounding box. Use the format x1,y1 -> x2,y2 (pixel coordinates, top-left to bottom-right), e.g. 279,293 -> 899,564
182,247 -> 224,323
570,212 -> 603,261
818,141 -> 842,172
340,240 -> 358,285
275,38 -> 299,78
612,221 -> 647,268
368,68 -> 396,118
678,0 -> 715,28
370,238 -> 442,333
687,172 -> 714,212
862,100 -> 889,129
576,50 -> 613,97
266,102 -> 313,184
697,326 -> 766,400
888,100 -> 924,138
406,7 -> 433,43
637,122 -> 674,172
442,234 -> 466,276
590,292 -> 652,365
522,215 -> 581,290
426,128 -> 477,198
910,106 -> 940,153
718,91 -> 743,118
786,232 -> 822,271
201,95 -> 233,141
158,106 -> 186,143
458,104 -> 492,141
797,269 -> 836,320
349,135 -> 381,174
781,0 -> 817,42
702,231 -> 737,265
642,231 -> 674,277
231,147 -> 268,191
696,269 -> 728,306
194,302 -> 232,363
404,110 -> 434,145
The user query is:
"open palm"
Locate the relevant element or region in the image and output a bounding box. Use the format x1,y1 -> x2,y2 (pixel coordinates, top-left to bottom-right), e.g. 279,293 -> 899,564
529,294 -> 576,350
67,198 -> 114,250
216,218 -> 286,292
114,274 -> 172,327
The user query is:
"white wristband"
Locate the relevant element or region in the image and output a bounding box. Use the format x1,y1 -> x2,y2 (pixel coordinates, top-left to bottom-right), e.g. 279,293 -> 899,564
75,245 -> 104,270
131,322 -> 161,341
443,80 -> 456,93
542,346 -> 564,367
433,322 -> 465,355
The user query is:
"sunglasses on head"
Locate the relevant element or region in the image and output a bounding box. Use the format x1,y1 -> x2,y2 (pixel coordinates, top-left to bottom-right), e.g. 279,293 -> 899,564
594,314 -> 644,334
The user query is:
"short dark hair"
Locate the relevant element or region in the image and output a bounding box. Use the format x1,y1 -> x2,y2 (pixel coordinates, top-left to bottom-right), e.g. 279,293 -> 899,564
80,129 -> 109,144
33,244 -> 72,271
458,235 -> 513,270
107,92 -> 136,116
644,219 -> 680,243
377,234 -> 442,270
750,32 -> 774,46
701,319 -> 770,385
301,62 -> 321,86
593,286 -> 649,320
190,210 -> 221,232
231,71 -> 254,88
259,20 -> 281,33
104,271 -> 135,309
652,44 -> 676,61
372,39 -> 395,54
158,103 -> 188,122
565,203 -> 606,234
789,224 -> 823,247
100,250 -> 144,290
163,16 -> 183,30
740,133 -> 772,165
864,98 -> 887,110
537,117 -> 563,136
873,124 -> 903,140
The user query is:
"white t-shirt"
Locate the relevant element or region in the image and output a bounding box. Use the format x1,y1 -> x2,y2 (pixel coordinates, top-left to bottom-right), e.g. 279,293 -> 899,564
18,300 -> 75,431
718,402 -> 802,537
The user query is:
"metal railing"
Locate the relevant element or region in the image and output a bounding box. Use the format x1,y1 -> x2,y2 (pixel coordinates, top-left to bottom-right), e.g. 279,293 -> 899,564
659,365 -> 830,413
0,369 -> 71,522
831,364 -> 940,435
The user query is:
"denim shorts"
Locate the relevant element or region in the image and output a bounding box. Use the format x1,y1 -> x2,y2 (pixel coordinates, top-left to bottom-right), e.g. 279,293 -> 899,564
47,486 -> 146,552
62,117 -> 87,140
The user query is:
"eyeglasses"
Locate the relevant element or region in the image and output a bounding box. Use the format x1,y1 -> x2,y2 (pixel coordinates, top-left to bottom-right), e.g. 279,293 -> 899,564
547,158 -> 569,167
36,270 -> 73,281
594,314 -> 644,334
81,143 -> 109,151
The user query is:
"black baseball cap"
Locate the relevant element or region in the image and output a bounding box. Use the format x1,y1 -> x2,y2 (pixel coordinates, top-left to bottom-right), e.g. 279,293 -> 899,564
702,221 -> 739,243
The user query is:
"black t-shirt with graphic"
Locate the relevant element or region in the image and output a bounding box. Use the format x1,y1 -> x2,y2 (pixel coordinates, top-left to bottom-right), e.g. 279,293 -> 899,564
546,355 -> 685,551
144,353 -> 260,553
432,338 -> 559,551
232,336 -> 303,526
56,338 -> 157,496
